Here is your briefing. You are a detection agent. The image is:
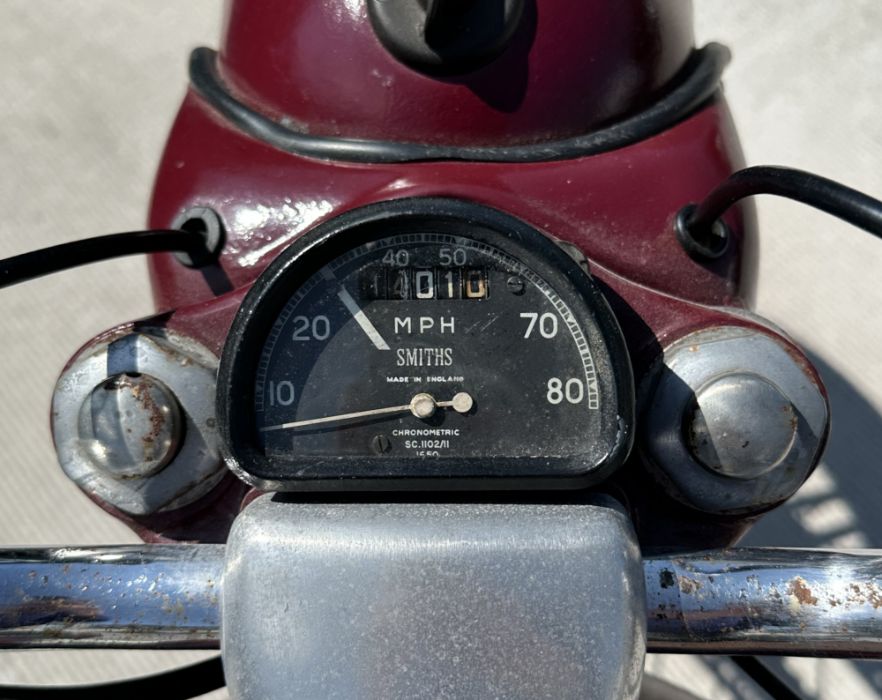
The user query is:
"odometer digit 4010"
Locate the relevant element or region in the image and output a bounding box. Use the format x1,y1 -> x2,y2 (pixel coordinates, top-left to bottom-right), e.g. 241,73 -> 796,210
218,199 -> 634,491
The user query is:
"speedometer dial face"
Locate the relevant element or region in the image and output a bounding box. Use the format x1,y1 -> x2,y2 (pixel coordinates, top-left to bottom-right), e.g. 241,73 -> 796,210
218,199 -> 633,491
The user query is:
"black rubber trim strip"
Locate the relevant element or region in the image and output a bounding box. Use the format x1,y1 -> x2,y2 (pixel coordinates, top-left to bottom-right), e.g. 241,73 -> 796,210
189,43 -> 730,164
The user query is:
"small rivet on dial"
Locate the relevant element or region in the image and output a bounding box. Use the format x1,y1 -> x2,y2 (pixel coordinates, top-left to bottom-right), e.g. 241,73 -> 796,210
506,276 -> 525,295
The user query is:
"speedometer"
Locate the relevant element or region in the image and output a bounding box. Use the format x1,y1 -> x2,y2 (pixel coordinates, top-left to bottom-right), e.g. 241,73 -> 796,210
218,199 -> 633,490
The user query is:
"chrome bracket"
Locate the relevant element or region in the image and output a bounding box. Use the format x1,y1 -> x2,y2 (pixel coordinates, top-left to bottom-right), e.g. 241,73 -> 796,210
222,497 -> 646,700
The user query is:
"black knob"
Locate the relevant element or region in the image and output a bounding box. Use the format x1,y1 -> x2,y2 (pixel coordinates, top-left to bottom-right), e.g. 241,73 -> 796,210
368,0 -> 525,76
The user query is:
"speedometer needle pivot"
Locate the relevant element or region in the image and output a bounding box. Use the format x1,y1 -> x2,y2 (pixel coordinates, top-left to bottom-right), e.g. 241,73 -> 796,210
260,391 -> 474,432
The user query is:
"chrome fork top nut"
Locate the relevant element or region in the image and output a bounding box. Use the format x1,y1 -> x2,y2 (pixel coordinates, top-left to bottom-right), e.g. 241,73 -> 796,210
641,326 -> 828,514
78,373 -> 183,480
685,372 -> 798,480
52,329 -> 225,516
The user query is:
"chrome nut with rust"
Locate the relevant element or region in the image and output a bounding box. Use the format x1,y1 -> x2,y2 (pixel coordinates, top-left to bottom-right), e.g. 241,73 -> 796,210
52,328 -> 225,516
641,326 -> 829,514
78,372 -> 183,480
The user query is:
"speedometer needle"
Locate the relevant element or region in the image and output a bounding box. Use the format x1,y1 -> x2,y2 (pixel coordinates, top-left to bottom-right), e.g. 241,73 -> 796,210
321,268 -> 390,350
260,392 -> 474,432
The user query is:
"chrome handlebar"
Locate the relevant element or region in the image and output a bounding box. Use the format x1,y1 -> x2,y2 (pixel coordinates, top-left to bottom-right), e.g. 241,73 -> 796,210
2,545 -> 881,657
0,545 -> 222,649
646,548 -> 882,658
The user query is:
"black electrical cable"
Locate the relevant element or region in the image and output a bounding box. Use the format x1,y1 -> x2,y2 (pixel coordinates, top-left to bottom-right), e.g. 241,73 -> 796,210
0,656 -> 224,700
0,227 -> 224,699
730,656 -> 801,700
0,228 -> 214,289
676,165 -> 882,259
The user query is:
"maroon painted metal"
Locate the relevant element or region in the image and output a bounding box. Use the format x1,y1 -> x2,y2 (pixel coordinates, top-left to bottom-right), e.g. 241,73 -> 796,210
217,0 -> 695,146
148,94 -> 751,311
56,0 -> 821,548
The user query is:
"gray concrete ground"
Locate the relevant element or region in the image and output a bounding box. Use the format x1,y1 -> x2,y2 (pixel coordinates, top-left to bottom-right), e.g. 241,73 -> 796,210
1,3 -> 882,698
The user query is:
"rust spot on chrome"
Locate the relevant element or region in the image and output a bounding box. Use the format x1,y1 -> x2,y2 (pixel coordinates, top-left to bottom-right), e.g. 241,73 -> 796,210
678,576 -> 702,595
847,583 -> 882,609
788,577 -> 818,606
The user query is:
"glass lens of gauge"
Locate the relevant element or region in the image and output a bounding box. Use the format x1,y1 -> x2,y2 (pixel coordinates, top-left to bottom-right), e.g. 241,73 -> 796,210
254,231 -> 608,467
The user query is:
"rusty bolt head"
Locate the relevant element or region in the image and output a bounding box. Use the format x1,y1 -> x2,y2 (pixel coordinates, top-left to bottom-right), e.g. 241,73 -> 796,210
77,373 -> 183,480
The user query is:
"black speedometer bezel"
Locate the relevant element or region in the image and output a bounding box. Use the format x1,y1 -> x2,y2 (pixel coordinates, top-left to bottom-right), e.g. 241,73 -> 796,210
217,198 -> 634,491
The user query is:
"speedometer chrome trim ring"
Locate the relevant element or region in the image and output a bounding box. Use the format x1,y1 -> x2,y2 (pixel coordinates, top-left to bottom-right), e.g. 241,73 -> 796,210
217,198 -> 634,491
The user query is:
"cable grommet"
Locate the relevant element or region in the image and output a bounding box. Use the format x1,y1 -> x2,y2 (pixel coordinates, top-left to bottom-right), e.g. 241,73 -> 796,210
172,207 -> 225,267
675,204 -> 731,260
